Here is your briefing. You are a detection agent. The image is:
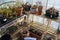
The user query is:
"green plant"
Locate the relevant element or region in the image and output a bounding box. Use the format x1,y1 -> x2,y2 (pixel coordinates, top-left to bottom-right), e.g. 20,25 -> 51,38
16,1 -> 22,7
11,8 -> 17,17
7,26 -> 18,33
43,36 -> 47,40
0,7 -> 17,20
0,31 -> 3,35
7,26 -> 14,33
3,8 -> 12,16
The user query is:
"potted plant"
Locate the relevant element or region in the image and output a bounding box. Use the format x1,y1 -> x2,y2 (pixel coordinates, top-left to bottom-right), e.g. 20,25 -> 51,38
30,5 -> 37,14
11,7 -> 17,18
3,8 -> 14,19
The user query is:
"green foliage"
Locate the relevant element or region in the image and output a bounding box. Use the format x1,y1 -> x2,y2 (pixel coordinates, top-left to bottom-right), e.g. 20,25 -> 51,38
7,26 -> 14,33
7,26 -> 18,33
0,7 -> 17,19
0,1 -> 23,19
16,1 -> 22,7
0,31 -> 2,35
43,36 -> 47,40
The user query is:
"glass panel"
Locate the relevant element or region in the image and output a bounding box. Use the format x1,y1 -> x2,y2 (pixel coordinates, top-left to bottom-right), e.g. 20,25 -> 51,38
34,15 -> 39,22
26,0 -> 33,4
47,0 -> 60,10
54,0 -> 60,10
38,17 -> 43,24
29,14 -> 33,21
23,0 -> 27,4
50,21 -> 59,29
47,0 -> 55,9
44,18 -> 48,25
34,16 -> 44,24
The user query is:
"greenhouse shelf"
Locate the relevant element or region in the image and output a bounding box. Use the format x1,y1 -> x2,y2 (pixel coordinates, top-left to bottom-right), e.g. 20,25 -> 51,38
0,15 -> 27,31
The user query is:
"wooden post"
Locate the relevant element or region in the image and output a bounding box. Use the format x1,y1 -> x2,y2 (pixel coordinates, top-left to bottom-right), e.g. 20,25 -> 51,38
46,19 -> 51,32
43,0 -> 48,25
32,14 -> 34,22
46,0 -> 48,9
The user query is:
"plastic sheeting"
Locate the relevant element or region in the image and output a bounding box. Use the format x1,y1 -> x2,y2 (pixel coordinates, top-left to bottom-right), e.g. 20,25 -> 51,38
0,0 -> 60,10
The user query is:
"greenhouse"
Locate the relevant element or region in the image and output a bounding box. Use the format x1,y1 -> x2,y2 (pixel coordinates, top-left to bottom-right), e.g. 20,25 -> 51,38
0,0 -> 60,40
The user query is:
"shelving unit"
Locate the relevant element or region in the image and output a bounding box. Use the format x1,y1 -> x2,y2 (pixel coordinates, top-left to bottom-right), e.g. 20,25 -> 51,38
0,15 -> 27,35
29,13 -> 60,29
28,13 -> 59,39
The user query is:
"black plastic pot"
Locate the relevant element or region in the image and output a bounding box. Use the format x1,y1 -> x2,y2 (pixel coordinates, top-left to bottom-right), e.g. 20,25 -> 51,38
0,33 -> 12,40
0,15 -> 7,23
45,8 -> 59,19
23,5 -> 31,11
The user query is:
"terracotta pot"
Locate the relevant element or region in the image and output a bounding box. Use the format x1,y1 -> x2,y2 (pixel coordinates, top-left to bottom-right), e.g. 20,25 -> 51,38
17,7 -> 23,16
38,6 -> 43,15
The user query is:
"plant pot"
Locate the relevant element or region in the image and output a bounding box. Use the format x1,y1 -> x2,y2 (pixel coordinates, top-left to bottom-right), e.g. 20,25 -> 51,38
38,6 -> 43,15
17,7 -> 23,16
30,8 -> 37,14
